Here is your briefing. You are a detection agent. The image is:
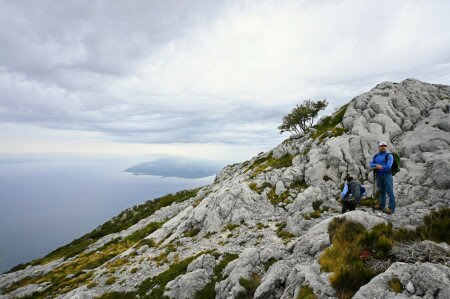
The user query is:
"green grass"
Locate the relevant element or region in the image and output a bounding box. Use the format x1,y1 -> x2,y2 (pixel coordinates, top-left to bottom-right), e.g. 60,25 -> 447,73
297,286 -> 317,299
223,223 -> 241,231
301,145 -> 312,156
394,207 -> 450,243
359,197 -> 375,207
276,222 -> 294,243
4,221 -> 165,297
5,187 -> 201,273
319,218 -> 376,299
194,253 -> 239,299
237,272 -> 261,299
245,153 -> 294,178
263,258 -> 278,271
104,276 -> 116,285
268,188 -> 290,206
138,252 -> 207,298
303,202 -> 330,220
290,180 -> 308,190
96,292 -> 137,299
184,227 -> 201,238
319,209 -> 450,298
256,223 -> 269,230
388,278 -> 404,293
311,104 -> 348,141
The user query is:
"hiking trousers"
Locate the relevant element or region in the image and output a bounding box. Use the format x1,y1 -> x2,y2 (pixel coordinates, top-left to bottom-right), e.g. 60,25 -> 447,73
376,172 -> 396,211
341,201 -> 356,213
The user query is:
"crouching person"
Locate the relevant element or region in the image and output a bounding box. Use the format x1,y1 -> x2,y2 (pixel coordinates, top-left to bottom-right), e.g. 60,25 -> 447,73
340,176 -> 362,213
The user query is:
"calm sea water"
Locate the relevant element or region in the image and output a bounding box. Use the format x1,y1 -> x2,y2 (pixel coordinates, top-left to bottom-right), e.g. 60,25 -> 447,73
0,159 -> 215,273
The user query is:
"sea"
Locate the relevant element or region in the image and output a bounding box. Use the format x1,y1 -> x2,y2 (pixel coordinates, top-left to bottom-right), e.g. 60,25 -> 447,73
0,157 -> 215,273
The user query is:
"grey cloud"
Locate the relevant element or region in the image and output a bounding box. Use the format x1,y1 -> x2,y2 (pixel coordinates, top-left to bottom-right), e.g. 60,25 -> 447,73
0,0 -> 449,148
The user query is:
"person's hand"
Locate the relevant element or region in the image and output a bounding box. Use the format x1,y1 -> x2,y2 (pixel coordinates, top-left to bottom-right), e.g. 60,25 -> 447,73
375,164 -> 383,170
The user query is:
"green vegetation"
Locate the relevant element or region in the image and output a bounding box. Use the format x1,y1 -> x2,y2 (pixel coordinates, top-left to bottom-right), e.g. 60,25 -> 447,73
138,253 -> 206,298
303,201 -> 330,220
96,292 -> 136,299
268,188 -> 291,206
297,286 -> 317,299
184,227 -> 201,238
319,208 -> 450,299
301,144 -> 312,156
136,238 -> 157,248
393,207 -> 450,243
278,99 -> 328,134
237,272 -> 262,299
359,197 -> 374,207
154,243 -> 178,266
290,180 -> 308,190
223,223 -> 241,231
194,253 -> 239,299
104,276 -> 116,285
276,222 -> 294,243
249,181 -> 274,195
256,223 -> 269,230
5,187 -> 201,273
311,104 -> 348,141
4,221 -> 165,297
263,257 -> 278,271
245,153 -> 294,178
87,281 -> 97,289
319,218 -> 373,299
388,278 -> 404,293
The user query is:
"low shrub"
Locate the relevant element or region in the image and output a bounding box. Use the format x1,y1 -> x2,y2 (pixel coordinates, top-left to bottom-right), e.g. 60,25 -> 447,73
194,253 -> 239,299
246,153 -> 294,178
276,222 -> 294,243
319,218 -> 374,298
297,286 -> 317,299
223,223 -> 240,231
263,258 -> 278,271
312,200 -> 323,211
138,253 -> 204,298
184,227 -> 201,238
104,276 -> 116,285
311,104 -> 348,141
290,180 -> 308,190
237,272 -> 261,299
96,291 -> 137,299
320,209 -> 450,298
388,277 -> 404,293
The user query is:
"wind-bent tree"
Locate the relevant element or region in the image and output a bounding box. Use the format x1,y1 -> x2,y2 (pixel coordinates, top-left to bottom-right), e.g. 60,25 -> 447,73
278,99 -> 328,134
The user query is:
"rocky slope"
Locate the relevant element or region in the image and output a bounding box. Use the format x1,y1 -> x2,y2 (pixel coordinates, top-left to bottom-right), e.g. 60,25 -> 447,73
1,79 -> 449,299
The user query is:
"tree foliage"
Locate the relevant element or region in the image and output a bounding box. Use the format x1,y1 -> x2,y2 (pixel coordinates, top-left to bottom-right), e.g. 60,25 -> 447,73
278,99 -> 328,134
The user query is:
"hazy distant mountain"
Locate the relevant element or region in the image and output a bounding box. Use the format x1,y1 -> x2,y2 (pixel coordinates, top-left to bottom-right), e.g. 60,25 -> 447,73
124,157 -> 226,179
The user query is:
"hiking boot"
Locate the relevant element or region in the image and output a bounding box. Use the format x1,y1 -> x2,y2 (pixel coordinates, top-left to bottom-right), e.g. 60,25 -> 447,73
373,204 -> 384,210
383,208 -> 394,215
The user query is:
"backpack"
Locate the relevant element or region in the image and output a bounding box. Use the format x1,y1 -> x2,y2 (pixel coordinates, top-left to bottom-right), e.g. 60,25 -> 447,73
360,185 -> 366,196
375,152 -> 400,175
345,180 -> 361,202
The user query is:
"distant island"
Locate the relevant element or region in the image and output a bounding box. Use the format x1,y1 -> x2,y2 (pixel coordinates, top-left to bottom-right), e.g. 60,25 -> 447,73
124,157 -> 226,179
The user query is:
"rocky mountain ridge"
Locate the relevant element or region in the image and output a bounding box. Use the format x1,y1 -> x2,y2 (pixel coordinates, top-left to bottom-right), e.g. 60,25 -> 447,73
1,78 -> 449,299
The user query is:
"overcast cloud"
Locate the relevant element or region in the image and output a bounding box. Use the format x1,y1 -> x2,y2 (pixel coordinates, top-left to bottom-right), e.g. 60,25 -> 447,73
1,0 -> 449,160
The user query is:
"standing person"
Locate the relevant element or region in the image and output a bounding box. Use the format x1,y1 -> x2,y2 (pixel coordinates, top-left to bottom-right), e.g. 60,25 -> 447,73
340,176 -> 361,213
370,141 -> 396,214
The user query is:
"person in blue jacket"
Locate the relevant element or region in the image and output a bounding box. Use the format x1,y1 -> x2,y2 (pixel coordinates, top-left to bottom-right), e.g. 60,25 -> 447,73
340,176 -> 362,213
370,141 -> 396,214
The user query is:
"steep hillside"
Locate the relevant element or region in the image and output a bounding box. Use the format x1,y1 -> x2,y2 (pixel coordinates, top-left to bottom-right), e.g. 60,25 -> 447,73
1,79 -> 449,299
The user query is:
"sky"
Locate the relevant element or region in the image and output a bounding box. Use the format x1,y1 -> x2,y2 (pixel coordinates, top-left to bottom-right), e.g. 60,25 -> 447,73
1,0 -> 449,162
